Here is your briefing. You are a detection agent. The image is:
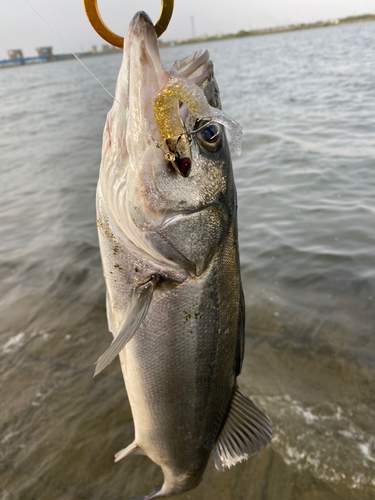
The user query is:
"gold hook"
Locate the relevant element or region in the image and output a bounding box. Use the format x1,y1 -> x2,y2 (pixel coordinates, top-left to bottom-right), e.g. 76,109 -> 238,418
82,0 -> 174,47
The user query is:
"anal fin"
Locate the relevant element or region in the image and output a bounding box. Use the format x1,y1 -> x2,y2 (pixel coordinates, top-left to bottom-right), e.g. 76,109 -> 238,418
115,441 -> 145,463
94,274 -> 160,376
214,385 -> 272,471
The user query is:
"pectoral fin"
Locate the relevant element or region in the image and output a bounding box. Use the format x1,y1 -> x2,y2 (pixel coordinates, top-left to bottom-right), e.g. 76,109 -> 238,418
94,274 -> 160,376
106,291 -> 115,335
214,386 -> 272,471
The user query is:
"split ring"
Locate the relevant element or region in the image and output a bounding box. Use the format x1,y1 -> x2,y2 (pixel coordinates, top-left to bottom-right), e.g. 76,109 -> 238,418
82,0 -> 174,47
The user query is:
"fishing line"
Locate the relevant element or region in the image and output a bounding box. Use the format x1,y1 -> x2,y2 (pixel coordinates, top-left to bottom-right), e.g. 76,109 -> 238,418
21,0 -> 160,147
23,0 -> 119,103
21,0 -> 192,159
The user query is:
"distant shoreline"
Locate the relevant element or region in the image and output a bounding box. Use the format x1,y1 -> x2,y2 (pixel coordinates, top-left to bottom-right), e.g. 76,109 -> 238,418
159,13 -> 375,47
1,13 -> 374,69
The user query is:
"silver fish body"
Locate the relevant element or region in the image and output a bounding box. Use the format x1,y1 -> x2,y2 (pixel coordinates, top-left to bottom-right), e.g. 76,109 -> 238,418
96,12 -> 271,499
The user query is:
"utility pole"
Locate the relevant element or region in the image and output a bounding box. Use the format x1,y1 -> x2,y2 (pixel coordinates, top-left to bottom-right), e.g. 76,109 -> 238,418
191,16 -> 196,39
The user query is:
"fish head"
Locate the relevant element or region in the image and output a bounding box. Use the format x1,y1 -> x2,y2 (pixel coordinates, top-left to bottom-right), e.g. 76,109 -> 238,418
98,12 -> 242,276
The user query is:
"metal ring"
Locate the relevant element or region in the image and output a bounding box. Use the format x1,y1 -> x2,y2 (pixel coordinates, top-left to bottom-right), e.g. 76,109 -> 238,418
82,0 -> 174,47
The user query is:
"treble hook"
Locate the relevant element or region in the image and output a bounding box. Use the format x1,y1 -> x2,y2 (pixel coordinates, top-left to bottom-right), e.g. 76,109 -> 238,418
82,0 -> 174,47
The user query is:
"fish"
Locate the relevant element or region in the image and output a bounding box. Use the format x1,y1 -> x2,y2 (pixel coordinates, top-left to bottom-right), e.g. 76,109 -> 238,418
95,11 -> 272,499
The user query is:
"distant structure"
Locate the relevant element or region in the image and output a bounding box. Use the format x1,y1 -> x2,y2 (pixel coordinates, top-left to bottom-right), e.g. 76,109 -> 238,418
190,16 -> 196,39
7,49 -> 23,59
101,44 -> 110,52
91,45 -> 97,54
35,47 -> 53,58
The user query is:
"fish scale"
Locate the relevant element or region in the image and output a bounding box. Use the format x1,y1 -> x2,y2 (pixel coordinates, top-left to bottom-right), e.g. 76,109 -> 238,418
122,228 -> 239,477
95,11 -> 272,499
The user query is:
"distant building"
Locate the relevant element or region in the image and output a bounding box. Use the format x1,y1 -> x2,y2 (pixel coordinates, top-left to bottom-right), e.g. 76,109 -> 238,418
35,47 -> 53,57
91,45 -> 97,54
101,44 -> 110,52
7,49 -> 23,59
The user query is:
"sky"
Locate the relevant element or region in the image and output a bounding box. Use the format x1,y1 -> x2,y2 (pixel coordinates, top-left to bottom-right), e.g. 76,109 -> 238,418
0,0 -> 374,58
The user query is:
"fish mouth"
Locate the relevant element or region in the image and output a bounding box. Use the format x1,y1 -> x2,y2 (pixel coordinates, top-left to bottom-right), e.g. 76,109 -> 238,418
120,11 -> 217,139
111,11 -> 169,137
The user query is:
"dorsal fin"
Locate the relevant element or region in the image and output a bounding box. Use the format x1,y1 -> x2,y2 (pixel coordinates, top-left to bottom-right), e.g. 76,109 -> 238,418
235,288 -> 245,376
214,386 -> 272,471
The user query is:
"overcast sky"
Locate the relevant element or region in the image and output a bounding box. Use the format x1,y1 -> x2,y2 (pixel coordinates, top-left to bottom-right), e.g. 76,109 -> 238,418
0,0 -> 374,58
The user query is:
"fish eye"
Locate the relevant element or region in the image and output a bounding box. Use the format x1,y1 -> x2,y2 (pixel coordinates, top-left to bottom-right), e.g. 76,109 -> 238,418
201,124 -> 220,143
195,120 -> 222,153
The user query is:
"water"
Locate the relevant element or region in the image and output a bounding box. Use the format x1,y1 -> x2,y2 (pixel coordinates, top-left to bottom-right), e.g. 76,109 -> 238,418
1,21 -> 375,499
